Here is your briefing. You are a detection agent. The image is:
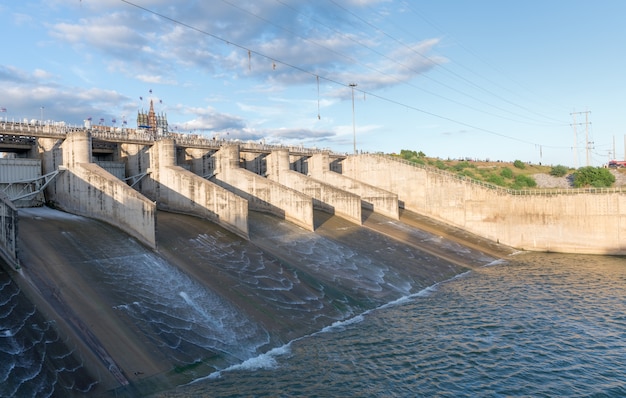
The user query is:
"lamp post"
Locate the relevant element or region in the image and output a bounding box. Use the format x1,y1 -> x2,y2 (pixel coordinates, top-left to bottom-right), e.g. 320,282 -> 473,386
349,83 -> 357,155
40,106 -> 44,125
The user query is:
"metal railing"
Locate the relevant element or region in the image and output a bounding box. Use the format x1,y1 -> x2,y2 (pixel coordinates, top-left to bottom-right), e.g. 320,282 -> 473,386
0,121 -> 345,157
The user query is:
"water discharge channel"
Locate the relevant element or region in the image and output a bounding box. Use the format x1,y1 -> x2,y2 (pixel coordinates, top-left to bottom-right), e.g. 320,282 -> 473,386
4,206 -> 512,396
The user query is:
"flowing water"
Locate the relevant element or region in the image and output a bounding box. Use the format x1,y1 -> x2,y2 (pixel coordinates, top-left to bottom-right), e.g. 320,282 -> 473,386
2,207 -> 626,397
0,271 -> 97,397
158,253 -> 626,397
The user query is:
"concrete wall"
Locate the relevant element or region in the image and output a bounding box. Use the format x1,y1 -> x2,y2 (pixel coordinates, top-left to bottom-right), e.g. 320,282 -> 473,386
0,158 -> 45,207
215,144 -> 314,231
182,147 -> 217,178
266,150 -> 362,225
0,192 -> 19,269
239,151 -> 267,175
47,131 -> 157,249
148,140 -> 249,239
308,153 -> 399,220
342,154 -> 626,255
96,161 -> 126,180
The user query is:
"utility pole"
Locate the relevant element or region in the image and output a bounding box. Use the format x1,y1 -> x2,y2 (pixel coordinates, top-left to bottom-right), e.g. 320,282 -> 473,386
570,112 -> 579,168
570,110 -> 592,166
349,83 -> 357,155
584,110 -> 592,166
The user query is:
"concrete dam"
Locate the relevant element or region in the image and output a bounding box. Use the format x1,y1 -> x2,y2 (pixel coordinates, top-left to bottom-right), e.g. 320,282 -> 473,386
0,121 -> 624,396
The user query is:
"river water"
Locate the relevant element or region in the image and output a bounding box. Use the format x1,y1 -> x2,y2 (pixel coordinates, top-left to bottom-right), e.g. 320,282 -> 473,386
2,207 -> 626,397
158,252 -> 626,397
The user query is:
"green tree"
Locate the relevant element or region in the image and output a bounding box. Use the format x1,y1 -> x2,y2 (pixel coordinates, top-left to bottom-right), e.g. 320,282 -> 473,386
550,165 -> 569,177
513,160 -> 526,169
399,149 -> 417,161
572,166 -> 615,188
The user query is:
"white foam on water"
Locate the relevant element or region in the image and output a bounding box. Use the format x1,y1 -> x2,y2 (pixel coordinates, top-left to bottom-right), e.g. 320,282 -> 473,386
185,270 -> 473,385
483,258 -> 508,267
319,314 -> 365,334
190,343 -> 292,383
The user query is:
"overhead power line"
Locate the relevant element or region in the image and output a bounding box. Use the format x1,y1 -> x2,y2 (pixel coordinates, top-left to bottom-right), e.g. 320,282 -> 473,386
119,0 -> 572,151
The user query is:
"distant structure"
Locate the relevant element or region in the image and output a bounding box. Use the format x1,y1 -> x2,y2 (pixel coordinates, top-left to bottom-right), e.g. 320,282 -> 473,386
137,99 -> 168,137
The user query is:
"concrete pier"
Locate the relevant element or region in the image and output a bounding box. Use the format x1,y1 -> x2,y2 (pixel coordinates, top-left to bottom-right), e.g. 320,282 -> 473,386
308,153 -> 399,220
266,149 -> 362,225
45,131 -> 157,249
147,139 -> 249,239
214,145 -> 314,231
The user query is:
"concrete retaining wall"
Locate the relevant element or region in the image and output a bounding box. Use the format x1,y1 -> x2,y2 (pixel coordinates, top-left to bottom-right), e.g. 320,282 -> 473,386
48,131 -> 157,249
0,192 -> 19,269
266,150 -> 361,225
149,140 -> 249,239
308,153 -> 399,220
342,154 -> 626,255
0,158 -> 45,207
183,147 -> 217,178
215,145 -> 314,231
96,161 -> 126,180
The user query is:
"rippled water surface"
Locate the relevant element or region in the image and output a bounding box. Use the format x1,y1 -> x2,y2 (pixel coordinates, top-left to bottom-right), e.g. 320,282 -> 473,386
160,253 -> 626,397
0,272 -> 96,397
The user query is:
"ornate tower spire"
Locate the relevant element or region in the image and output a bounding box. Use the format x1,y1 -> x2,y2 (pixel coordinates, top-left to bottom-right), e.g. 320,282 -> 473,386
148,100 -> 157,137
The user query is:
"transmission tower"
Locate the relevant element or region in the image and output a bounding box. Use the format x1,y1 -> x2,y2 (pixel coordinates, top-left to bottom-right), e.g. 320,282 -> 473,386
570,110 -> 592,166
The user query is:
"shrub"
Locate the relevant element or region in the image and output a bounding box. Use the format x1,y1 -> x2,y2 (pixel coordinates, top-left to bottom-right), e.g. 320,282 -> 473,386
453,161 -> 473,172
550,165 -> 568,177
460,169 -> 476,178
400,149 -> 418,160
487,174 -> 506,186
513,160 -> 526,169
572,166 -> 615,188
500,167 -> 514,179
434,160 -> 447,170
512,174 -> 537,189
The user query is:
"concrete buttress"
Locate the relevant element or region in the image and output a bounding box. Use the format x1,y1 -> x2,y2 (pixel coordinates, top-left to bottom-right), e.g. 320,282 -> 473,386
308,152 -> 399,220
148,139 -> 249,239
48,131 -> 157,248
214,144 -> 314,231
266,149 -> 362,225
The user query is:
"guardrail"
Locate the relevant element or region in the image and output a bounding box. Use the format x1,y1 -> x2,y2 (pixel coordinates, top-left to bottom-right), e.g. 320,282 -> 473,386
0,121 -> 346,157
370,154 -> 626,196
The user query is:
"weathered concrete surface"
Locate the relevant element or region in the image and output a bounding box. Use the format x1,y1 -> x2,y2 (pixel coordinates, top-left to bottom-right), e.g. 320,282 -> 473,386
308,152 -> 399,220
266,149 -> 362,225
45,131 -> 157,249
0,192 -> 18,269
342,154 -> 626,255
214,144 -> 314,231
148,140 -> 249,239
0,158 -> 46,207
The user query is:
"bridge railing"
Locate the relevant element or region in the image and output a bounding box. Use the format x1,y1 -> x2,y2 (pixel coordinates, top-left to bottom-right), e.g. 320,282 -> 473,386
0,121 -> 346,156
370,154 -> 626,196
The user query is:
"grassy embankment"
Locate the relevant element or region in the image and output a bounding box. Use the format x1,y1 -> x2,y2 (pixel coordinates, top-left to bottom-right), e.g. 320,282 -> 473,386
391,150 -> 626,189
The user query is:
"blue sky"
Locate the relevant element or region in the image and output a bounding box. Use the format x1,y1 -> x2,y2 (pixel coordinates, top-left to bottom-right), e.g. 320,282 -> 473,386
1,1 -> 625,167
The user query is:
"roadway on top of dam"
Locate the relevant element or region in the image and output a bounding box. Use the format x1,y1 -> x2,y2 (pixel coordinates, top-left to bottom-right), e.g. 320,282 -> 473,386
0,121 -> 346,158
